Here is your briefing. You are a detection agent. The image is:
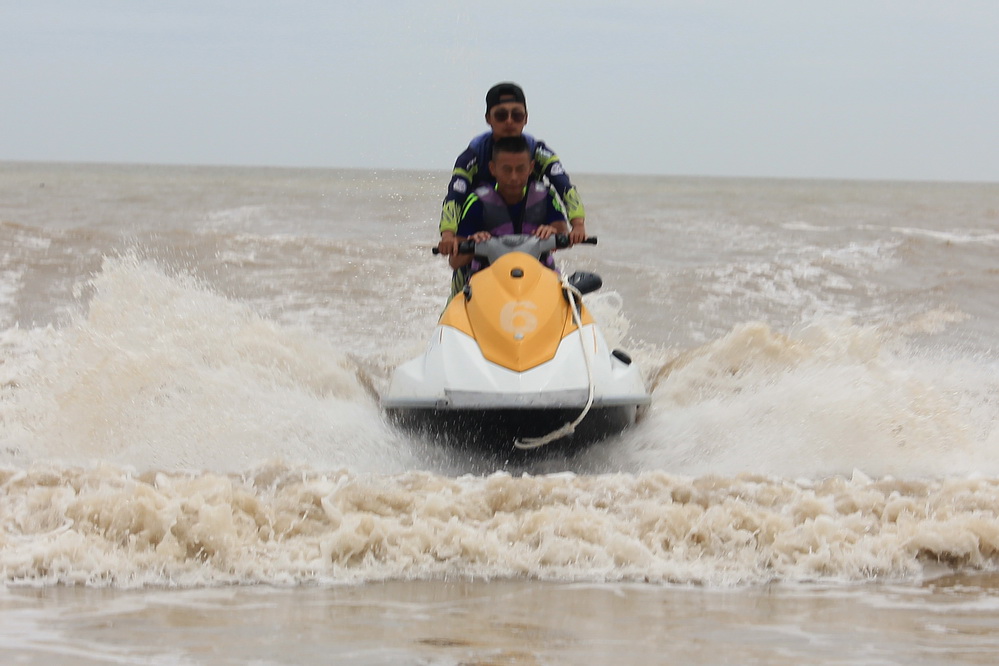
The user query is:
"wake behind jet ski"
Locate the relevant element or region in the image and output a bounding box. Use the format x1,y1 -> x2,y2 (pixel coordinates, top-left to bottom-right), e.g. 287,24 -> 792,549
382,234 -> 650,454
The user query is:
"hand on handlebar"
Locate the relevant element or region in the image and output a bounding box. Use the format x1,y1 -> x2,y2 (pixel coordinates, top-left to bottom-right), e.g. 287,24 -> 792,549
568,221 -> 587,246
437,231 -> 459,256
533,225 -> 559,240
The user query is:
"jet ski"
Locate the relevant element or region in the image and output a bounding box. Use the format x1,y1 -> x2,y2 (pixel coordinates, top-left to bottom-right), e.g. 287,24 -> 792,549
382,234 -> 650,453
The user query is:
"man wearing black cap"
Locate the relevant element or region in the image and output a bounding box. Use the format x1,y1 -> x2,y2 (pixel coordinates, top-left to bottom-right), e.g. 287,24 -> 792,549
436,82 -> 587,256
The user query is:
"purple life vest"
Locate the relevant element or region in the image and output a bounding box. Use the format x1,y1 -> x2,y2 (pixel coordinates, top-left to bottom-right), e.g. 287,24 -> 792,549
474,182 -> 550,236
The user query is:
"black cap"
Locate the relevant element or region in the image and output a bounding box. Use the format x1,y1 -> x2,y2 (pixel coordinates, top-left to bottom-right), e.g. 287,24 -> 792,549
486,82 -> 527,113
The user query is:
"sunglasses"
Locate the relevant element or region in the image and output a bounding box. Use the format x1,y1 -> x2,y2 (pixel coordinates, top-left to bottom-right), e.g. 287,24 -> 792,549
492,108 -> 526,123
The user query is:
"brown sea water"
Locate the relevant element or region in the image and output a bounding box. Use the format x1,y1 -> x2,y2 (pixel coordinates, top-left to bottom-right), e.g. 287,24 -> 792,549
1,162 -> 998,663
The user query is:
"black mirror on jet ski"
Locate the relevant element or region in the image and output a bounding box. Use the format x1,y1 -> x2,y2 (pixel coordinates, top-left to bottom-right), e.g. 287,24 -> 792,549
567,271 -> 602,295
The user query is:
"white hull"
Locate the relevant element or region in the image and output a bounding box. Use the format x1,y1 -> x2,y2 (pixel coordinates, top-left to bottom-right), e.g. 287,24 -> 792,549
383,323 -> 649,450
383,323 -> 648,411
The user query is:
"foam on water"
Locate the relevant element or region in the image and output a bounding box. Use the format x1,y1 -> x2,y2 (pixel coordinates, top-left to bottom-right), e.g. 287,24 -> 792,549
1,252 -> 998,588
613,318 -> 999,479
0,255 -> 418,473
884,226 -> 999,245
5,464 -> 999,587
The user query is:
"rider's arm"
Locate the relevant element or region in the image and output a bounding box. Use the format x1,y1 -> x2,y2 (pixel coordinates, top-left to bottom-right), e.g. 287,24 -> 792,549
438,147 -> 479,254
449,251 -> 472,270
449,194 -> 486,268
545,190 -> 569,235
533,141 -> 586,225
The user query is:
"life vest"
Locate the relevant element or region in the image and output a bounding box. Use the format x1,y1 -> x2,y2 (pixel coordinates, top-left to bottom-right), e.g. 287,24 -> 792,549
473,182 -> 550,236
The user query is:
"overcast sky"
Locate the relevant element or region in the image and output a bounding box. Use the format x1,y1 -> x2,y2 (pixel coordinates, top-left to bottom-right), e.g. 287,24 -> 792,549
3,1 -> 998,182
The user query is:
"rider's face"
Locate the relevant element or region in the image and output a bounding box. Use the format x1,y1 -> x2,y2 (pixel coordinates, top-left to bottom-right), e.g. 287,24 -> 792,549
489,150 -> 533,201
486,102 -> 528,139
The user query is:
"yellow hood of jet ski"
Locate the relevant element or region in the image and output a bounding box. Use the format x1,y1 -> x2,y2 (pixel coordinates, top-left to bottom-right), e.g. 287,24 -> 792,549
439,252 -> 594,372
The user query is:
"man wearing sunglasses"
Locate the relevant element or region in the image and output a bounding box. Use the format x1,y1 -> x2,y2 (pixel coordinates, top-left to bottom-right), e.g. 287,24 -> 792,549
436,82 -> 587,257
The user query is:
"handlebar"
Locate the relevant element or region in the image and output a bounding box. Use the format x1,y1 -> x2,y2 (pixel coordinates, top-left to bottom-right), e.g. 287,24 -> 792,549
432,234 -> 597,255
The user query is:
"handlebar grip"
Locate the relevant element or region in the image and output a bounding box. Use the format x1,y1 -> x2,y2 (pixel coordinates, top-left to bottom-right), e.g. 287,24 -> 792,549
555,234 -> 598,248
432,244 -> 474,255
432,242 -> 475,255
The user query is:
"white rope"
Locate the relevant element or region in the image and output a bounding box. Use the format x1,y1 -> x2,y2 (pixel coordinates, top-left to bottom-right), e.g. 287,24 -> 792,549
514,278 -> 595,450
